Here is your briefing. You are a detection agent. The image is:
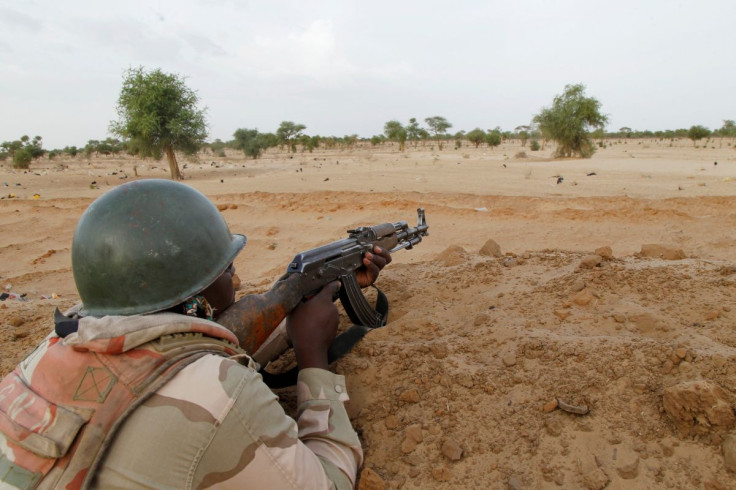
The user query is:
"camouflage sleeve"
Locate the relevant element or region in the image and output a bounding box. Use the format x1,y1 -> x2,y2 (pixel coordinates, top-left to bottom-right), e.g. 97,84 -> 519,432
192,364 -> 362,489
296,368 -> 364,487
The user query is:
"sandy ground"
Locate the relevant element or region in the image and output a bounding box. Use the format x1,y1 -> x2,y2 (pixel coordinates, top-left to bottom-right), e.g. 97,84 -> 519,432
2,138 -> 736,489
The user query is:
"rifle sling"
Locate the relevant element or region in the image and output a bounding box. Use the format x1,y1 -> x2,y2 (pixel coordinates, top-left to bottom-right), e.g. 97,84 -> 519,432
260,285 -> 389,389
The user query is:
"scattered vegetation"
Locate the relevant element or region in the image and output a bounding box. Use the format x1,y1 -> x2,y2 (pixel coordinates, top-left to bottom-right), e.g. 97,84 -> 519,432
4,69 -> 734,172
1,135 -> 44,168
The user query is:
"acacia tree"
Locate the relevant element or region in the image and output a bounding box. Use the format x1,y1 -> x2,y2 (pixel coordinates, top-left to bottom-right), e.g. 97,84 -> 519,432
485,128 -> 502,149
406,118 -> 422,147
687,125 -> 711,147
466,128 -> 486,148
110,67 -> 207,180
533,84 -> 607,158
515,125 -> 531,147
424,116 -> 452,150
276,121 -> 306,153
233,128 -> 263,159
718,120 -> 735,147
384,120 -> 407,151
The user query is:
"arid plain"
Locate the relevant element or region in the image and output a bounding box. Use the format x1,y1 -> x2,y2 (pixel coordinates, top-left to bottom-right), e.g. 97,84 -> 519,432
1,139 -> 736,489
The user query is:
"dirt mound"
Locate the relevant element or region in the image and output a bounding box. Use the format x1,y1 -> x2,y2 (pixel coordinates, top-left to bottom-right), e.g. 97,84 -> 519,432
335,250 -> 736,488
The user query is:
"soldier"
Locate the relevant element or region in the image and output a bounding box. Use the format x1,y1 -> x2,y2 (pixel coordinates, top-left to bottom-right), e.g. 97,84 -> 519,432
0,179 -> 390,489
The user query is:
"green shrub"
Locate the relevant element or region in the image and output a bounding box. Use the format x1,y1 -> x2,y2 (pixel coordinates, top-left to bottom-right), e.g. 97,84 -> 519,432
13,148 -> 33,168
529,140 -> 541,151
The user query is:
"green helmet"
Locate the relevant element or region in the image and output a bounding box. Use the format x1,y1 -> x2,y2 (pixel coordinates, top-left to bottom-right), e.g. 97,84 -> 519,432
72,179 -> 246,316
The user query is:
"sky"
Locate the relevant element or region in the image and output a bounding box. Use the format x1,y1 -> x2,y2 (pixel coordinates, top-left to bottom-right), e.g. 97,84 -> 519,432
1,0 -> 735,149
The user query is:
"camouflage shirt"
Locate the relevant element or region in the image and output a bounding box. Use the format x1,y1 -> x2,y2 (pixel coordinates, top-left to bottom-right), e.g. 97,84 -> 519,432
96,359 -> 363,489
0,312 -> 362,489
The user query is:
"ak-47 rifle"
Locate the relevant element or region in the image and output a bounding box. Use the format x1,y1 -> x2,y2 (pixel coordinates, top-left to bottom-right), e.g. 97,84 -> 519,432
217,209 -> 429,360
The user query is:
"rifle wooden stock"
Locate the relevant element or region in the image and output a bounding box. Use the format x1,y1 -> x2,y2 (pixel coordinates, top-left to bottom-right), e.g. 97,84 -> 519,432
216,274 -> 302,354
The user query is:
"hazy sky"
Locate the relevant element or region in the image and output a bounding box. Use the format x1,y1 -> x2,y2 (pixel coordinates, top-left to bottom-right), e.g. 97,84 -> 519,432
2,0 -> 735,149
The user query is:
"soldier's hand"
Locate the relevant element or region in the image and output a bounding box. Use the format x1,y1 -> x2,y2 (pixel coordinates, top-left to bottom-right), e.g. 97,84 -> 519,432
355,246 -> 392,288
286,281 -> 341,370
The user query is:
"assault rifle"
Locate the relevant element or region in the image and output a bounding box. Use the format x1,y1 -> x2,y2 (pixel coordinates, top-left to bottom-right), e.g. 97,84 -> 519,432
217,209 -> 429,360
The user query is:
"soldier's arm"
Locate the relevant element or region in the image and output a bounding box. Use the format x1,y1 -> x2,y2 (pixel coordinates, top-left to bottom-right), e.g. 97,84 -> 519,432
193,362 -> 361,489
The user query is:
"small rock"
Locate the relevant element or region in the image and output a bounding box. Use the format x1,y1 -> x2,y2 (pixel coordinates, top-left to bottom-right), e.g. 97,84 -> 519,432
455,373 -> 474,388
573,289 -> 594,306
502,352 -> 517,367
479,239 -> 503,257
570,277 -> 586,292
431,466 -> 451,482
722,434 -> 736,472
473,314 -> 489,326
577,454 -> 609,490
595,246 -> 613,258
404,424 -> 423,443
663,380 -> 736,438
613,314 -> 626,323
582,468 -> 610,490
553,309 -> 569,321
216,203 -> 229,211
675,348 -> 687,359
616,447 -> 639,479
384,415 -> 400,430
578,254 -> 602,269
358,468 -> 386,490
503,257 -> 518,268
544,416 -> 563,437
401,438 -> 418,454
659,438 -> 675,457
403,454 -> 422,466
9,315 -> 24,327
441,438 -> 463,461
11,329 -> 29,340
507,475 -> 522,490
640,244 -> 686,260
678,361 -> 693,374
706,310 -> 720,321
399,389 -> 420,403
431,343 -> 448,359
541,399 -> 558,413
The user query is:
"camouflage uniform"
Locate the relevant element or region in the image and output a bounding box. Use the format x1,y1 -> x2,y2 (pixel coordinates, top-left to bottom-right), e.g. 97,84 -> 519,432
0,312 -> 362,489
